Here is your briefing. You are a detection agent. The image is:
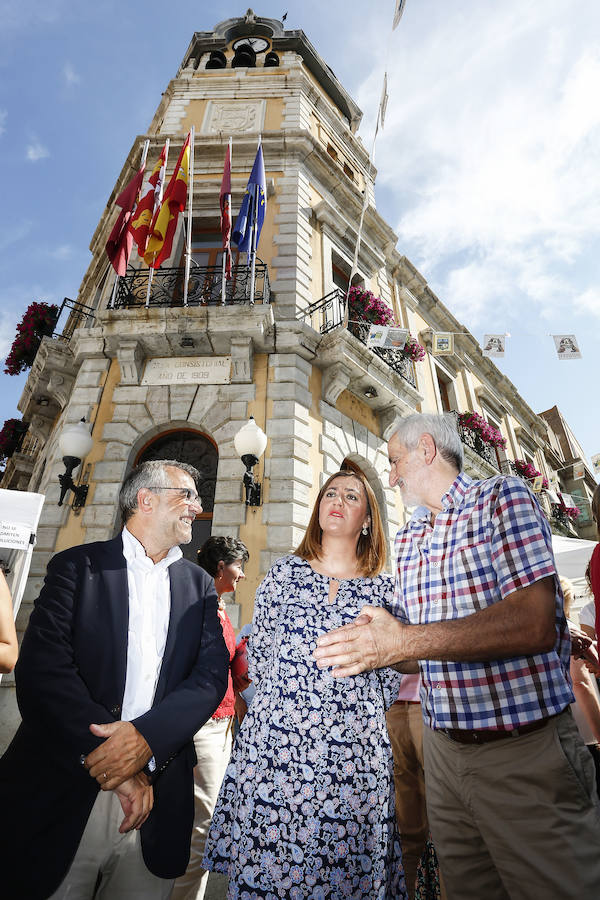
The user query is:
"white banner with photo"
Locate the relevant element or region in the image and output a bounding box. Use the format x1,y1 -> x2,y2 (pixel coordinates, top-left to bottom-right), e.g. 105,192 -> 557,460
366,325 -> 409,349
482,334 -> 506,358
553,334 -> 582,360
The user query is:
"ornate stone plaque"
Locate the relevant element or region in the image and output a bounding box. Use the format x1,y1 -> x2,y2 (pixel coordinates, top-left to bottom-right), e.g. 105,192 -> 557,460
202,100 -> 266,135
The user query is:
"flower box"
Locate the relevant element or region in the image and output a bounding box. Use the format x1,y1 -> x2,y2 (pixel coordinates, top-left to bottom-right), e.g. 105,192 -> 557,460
512,458 -> 549,489
347,286 -> 395,327
4,301 -> 60,376
457,412 -> 506,449
0,418 -> 29,461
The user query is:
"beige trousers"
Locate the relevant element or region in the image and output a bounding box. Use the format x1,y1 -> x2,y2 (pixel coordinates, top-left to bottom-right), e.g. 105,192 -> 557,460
423,709 -> 600,900
48,790 -> 174,899
171,715 -> 233,900
386,701 -> 429,899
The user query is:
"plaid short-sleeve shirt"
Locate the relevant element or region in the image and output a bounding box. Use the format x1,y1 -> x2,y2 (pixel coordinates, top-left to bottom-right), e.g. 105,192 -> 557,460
391,472 -> 573,730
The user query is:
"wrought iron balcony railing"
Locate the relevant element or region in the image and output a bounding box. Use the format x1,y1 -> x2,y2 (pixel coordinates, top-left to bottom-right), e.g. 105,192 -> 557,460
300,288 -> 417,388
56,298 -> 96,342
111,261 -> 271,309
449,411 -> 499,470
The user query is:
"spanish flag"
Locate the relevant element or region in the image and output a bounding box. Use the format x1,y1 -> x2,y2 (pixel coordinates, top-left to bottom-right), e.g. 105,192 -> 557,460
144,133 -> 190,269
129,143 -> 167,258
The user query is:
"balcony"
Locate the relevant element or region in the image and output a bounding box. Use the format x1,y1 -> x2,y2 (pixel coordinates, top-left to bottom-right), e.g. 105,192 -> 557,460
111,261 -> 271,309
0,429 -> 40,491
300,288 -> 417,389
450,411 -> 500,473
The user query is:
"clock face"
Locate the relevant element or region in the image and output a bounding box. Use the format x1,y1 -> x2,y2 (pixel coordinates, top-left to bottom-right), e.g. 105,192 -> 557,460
232,37 -> 269,53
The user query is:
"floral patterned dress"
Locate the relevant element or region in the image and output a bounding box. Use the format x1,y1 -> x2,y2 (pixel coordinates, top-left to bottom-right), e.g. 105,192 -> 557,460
204,555 -> 406,900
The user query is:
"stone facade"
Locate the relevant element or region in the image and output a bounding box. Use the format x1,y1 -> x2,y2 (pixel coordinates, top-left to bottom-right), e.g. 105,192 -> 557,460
1,10 -> 595,751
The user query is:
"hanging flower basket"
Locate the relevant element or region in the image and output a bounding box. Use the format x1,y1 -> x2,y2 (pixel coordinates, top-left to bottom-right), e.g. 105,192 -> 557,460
458,412 -> 507,449
0,418 -> 29,461
512,458 -> 549,489
564,505 -> 581,521
401,336 -> 426,362
4,301 -> 60,376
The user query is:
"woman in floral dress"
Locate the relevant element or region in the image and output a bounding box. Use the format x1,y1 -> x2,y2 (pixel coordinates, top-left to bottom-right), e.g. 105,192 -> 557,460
204,469 -> 406,899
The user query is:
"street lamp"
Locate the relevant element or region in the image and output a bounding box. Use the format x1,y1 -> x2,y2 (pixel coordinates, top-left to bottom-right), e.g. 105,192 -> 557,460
57,418 -> 93,508
234,416 -> 267,506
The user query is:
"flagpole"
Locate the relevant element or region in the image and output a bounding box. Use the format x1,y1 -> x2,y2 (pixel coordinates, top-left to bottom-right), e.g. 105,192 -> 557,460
221,136 -> 232,306
248,136 -> 261,306
146,138 -> 170,309
343,77 -> 384,329
182,128 -> 195,307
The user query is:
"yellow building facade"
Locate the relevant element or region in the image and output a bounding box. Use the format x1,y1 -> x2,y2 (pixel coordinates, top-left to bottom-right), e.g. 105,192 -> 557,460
1,10 -> 595,703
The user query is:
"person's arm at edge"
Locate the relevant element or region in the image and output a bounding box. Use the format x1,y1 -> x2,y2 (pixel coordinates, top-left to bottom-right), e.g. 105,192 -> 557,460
0,570 -> 18,674
571,654 -> 600,744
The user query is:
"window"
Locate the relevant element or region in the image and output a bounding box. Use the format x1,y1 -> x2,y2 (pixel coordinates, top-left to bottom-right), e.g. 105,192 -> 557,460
437,371 -> 452,413
343,163 -> 355,181
327,143 -> 338,160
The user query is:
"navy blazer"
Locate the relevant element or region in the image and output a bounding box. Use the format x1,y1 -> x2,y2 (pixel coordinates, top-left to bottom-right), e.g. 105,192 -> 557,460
0,535 -> 229,899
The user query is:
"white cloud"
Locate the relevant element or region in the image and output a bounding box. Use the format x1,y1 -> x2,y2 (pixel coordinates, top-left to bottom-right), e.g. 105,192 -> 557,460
356,0 -> 600,328
50,244 -> 73,260
26,138 -> 49,162
0,109 -> 6,136
63,62 -> 80,86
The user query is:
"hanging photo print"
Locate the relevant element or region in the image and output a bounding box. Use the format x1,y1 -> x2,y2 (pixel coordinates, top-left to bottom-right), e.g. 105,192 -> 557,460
482,334 -> 506,358
367,325 -> 408,349
432,333 -> 454,356
553,334 -> 582,360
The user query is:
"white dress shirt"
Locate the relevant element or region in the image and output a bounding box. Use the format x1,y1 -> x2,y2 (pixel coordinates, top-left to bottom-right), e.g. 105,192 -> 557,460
120,527 -> 182,722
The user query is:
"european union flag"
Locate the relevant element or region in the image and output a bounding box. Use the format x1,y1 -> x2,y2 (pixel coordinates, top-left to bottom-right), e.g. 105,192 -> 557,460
233,145 -> 266,254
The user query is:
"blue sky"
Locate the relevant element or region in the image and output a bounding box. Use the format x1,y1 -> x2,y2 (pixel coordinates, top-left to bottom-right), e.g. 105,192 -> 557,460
1,0 -> 599,462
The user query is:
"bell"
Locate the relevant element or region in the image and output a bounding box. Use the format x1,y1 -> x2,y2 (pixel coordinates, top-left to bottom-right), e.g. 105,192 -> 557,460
206,50 -> 227,70
264,51 -> 280,68
232,45 -> 256,68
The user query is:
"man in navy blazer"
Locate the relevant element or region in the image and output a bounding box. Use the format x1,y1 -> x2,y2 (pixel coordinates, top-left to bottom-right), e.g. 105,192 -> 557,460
0,459 -> 229,899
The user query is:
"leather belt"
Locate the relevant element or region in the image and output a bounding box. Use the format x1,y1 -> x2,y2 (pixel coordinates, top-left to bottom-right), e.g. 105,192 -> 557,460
440,715 -> 553,745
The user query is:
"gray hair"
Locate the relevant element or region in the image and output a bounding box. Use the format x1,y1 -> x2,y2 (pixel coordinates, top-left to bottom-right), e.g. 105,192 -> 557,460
390,413 -> 463,472
119,459 -> 200,524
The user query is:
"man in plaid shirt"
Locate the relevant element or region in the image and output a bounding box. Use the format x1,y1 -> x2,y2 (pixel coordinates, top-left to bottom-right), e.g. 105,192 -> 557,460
316,413 -> 600,899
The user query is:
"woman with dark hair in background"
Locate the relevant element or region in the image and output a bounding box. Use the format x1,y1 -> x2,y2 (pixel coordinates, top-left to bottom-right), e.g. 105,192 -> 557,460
172,536 -> 249,900
204,469 -> 406,899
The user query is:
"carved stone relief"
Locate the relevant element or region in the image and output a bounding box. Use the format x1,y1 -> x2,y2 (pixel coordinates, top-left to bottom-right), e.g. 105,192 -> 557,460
202,100 -> 266,136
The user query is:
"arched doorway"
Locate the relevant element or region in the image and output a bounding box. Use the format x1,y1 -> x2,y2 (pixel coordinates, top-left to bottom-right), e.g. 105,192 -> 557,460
135,429 -> 218,563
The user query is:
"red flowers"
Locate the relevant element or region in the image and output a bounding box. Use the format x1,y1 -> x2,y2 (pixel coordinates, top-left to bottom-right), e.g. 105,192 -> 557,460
4,302 -> 59,376
458,412 -> 507,449
0,418 -> 28,461
512,459 -> 549,489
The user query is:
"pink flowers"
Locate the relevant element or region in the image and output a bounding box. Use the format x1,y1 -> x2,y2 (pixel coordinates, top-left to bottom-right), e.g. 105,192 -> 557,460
401,336 -> 426,362
4,301 -> 59,376
347,286 -> 395,326
512,459 -> 549,489
564,505 -> 581,521
458,412 -> 507,449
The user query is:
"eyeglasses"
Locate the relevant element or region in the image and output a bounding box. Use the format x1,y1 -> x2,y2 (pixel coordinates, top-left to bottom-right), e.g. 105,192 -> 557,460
147,487 -> 202,505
